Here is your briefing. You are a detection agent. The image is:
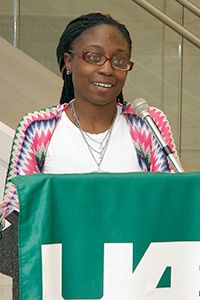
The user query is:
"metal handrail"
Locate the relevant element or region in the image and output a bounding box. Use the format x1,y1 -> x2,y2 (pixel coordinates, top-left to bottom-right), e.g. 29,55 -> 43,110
175,0 -> 200,18
131,0 -> 200,48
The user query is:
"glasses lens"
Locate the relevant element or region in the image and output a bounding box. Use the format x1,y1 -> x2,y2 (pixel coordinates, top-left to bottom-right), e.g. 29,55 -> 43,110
112,57 -> 130,71
84,53 -> 105,65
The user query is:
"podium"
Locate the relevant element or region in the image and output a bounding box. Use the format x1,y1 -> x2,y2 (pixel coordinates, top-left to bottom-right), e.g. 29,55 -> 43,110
11,172 -> 200,300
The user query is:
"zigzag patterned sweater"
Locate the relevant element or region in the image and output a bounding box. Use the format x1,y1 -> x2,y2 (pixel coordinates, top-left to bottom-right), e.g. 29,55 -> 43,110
1,101 -> 178,219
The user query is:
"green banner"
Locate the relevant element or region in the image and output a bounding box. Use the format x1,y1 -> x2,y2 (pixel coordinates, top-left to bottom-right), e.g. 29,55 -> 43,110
12,172 -> 200,300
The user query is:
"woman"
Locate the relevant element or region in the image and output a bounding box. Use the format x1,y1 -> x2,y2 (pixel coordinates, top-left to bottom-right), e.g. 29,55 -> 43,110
2,12 -> 178,218
0,12 -> 179,299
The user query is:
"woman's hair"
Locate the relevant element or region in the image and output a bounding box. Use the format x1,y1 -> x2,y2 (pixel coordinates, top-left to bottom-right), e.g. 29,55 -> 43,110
56,12 -> 132,104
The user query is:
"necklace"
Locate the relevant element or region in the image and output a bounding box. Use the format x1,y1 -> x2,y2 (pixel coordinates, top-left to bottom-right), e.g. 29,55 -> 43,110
70,101 -> 117,172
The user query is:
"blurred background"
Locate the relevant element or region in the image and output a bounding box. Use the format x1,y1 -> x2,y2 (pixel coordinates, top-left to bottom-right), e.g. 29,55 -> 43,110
0,0 -> 199,170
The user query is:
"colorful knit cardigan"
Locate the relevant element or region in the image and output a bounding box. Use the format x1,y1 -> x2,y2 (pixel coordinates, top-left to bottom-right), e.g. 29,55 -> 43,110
1,101 -> 177,218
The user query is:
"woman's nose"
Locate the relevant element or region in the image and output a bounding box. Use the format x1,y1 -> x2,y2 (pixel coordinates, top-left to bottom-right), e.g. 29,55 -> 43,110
97,59 -> 115,75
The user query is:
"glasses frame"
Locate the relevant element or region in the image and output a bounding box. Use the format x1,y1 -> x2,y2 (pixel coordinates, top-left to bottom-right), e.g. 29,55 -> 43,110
67,50 -> 134,71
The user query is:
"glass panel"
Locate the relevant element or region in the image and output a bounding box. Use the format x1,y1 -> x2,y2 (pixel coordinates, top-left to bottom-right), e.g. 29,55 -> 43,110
125,1 -> 182,150
0,0 -> 14,44
180,4 -> 200,170
148,0 -> 182,23
184,3 -> 200,37
181,40 -> 200,170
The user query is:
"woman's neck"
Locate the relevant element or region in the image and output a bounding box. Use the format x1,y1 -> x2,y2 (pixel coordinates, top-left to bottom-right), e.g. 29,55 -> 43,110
66,100 -> 118,134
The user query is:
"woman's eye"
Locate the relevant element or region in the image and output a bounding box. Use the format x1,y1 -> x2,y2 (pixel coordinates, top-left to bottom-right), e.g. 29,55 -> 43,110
87,53 -> 101,63
113,58 -> 126,66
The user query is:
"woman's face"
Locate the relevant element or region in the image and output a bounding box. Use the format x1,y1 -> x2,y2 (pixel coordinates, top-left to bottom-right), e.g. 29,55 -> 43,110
64,24 -> 131,107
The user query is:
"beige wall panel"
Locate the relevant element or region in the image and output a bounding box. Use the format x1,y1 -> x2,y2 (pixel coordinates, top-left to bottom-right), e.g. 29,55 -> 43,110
0,37 -> 62,130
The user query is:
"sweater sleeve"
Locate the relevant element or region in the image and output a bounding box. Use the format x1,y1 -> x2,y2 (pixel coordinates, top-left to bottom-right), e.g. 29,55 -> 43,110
0,105 -> 64,227
1,113 -> 40,221
148,107 -> 180,172
125,102 -> 180,172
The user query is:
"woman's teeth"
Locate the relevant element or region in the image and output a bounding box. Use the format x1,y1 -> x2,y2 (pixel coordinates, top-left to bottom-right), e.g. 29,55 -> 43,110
93,82 -> 113,88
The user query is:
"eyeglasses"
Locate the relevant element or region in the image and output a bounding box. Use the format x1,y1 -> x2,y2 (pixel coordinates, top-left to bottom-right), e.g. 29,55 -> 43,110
67,50 -> 134,71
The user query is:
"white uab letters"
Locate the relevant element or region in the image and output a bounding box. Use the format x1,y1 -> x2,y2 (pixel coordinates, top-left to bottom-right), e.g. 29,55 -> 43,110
42,242 -> 200,300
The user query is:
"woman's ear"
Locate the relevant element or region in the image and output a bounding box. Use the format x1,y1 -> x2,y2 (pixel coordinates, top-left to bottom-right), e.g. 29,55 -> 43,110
64,53 -> 73,73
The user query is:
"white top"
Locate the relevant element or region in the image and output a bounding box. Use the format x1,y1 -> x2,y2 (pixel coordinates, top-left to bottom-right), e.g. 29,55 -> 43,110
43,106 -> 142,174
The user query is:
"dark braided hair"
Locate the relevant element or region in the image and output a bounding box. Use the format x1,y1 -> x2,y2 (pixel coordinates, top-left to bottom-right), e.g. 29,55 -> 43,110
56,12 -> 132,104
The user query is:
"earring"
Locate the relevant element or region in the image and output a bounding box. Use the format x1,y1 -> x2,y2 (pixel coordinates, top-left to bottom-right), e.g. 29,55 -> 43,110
66,69 -> 70,75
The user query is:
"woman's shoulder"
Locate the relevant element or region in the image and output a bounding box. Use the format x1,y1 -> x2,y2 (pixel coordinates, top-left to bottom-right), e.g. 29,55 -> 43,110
122,101 -> 171,127
16,103 -> 69,130
21,103 -> 63,122
122,101 -> 166,118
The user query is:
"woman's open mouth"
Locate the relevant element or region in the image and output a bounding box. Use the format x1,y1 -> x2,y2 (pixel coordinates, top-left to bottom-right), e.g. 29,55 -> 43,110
92,82 -> 114,89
